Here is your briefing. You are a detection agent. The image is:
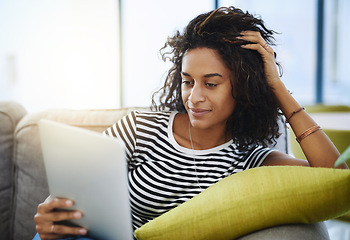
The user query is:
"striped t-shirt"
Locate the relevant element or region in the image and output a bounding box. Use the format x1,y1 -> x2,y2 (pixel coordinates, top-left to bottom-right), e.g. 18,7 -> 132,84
104,110 -> 272,230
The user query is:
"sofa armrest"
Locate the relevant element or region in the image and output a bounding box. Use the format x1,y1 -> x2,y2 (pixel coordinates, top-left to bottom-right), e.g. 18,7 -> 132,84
0,101 -> 27,240
237,222 -> 330,240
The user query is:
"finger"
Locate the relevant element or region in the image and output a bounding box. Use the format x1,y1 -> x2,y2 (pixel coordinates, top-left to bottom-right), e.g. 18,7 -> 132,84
238,31 -> 275,55
36,223 -> 87,238
238,31 -> 265,45
34,209 -> 83,226
38,198 -> 74,214
240,38 -> 274,56
241,43 -> 274,59
43,210 -> 84,223
239,30 -> 265,40
50,224 -> 87,236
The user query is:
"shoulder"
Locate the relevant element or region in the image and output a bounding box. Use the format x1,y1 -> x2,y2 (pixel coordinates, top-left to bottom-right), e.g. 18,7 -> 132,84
133,110 -> 173,120
261,150 -> 309,166
133,110 -> 175,126
234,145 -> 274,169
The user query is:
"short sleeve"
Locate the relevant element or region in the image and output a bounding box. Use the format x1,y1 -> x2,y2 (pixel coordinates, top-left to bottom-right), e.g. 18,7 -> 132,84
243,145 -> 273,169
103,111 -> 137,161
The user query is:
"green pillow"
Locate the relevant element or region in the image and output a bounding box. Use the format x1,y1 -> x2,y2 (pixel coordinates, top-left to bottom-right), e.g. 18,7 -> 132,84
134,166 -> 350,240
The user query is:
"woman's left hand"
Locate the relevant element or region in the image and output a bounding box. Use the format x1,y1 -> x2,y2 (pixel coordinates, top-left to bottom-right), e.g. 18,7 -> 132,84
238,31 -> 281,89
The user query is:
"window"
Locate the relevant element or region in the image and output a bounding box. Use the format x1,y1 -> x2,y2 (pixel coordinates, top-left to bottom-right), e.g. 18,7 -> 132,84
220,0 -> 350,106
324,0 -> 350,104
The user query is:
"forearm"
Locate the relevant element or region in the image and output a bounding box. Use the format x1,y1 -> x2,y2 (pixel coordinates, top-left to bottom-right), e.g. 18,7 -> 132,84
272,81 -> 347,169
238,31 -> 346,168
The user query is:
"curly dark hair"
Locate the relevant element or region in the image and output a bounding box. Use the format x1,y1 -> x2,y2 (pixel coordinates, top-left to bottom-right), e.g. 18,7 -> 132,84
152,6 -> 282,150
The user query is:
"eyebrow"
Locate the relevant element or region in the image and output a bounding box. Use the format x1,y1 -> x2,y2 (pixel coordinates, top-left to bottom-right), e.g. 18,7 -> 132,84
181,72 -> 223,78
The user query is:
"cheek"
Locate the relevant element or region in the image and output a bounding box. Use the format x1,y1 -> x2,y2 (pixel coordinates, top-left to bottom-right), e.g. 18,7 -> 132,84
181,88 -> 190,103
218,90 -> 236,111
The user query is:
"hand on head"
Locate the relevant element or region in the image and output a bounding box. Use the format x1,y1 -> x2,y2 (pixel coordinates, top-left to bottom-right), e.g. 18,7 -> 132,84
238,31 -> 281,89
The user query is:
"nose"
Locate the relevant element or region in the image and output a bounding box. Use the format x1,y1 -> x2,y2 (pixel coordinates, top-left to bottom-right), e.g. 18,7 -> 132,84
188,82 -> 205,104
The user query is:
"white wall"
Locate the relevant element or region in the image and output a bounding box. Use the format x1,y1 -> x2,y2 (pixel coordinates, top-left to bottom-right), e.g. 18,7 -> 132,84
0,0 -> 120,112
121,0 -> 213,107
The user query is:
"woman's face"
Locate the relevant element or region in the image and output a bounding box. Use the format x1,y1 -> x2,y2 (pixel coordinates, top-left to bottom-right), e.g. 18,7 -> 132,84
181,47 -> 236,130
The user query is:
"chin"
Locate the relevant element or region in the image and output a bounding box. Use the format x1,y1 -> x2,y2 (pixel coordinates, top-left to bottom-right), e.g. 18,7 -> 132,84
189,119 -> 213,130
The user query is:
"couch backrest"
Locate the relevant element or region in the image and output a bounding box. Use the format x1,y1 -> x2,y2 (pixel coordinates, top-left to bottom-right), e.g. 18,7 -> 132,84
1,102 -> 288,240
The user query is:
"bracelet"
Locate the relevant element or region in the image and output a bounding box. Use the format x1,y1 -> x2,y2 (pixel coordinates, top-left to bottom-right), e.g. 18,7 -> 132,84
296,125 -> 321,143
286,107 -> 305,123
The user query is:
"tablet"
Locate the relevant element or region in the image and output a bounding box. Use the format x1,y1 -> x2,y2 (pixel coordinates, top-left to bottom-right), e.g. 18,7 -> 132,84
38,119 -> 133,240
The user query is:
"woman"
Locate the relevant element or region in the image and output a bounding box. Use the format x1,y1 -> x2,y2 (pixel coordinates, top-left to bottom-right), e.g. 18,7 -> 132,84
33,6 -> 347,240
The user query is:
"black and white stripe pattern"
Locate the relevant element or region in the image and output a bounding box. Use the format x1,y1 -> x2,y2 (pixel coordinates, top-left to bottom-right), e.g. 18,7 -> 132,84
104,111 -> 272,230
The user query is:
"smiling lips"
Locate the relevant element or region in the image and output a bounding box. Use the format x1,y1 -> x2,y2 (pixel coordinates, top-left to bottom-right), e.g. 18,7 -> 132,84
189,108 -> 211,117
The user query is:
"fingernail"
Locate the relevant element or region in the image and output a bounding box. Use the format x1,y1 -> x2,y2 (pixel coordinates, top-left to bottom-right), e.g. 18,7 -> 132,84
65,200 -> 73,206
73,212 -> 82,218
79,228 -> 87,235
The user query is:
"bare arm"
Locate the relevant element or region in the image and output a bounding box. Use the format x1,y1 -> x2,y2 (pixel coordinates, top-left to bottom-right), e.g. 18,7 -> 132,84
239,31 -> 348,169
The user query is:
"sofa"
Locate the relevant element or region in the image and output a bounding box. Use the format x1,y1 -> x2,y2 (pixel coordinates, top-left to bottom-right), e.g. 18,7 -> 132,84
0,101 -> 330,240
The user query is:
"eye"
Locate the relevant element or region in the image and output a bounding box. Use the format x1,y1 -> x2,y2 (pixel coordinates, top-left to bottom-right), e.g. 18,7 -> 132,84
182,80 -> 193,86
205,83 -> 218,88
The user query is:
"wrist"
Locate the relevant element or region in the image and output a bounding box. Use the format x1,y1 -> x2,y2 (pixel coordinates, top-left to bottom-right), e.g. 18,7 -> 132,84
270,79 -> 287,93
270,82 -> 302,117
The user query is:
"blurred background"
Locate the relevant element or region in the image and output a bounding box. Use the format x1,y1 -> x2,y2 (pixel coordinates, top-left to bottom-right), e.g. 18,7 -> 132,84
0,0 -> 349,112
1,0 -> 350,238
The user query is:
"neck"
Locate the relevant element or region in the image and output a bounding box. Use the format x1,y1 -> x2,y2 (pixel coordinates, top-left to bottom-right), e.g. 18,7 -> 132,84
188,121 -> 228,150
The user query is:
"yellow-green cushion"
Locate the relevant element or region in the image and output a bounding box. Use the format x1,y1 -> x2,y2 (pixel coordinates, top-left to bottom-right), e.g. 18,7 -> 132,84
134,166 -> 350,240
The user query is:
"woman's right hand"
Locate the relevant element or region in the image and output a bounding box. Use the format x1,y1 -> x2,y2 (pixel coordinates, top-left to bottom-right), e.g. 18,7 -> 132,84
34,196 -> 87,240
